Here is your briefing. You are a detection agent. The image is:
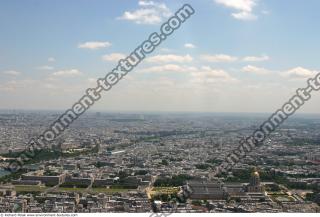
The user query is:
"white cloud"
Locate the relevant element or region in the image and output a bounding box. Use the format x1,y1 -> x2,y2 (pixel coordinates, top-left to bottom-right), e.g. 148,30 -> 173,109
102,53 -> 126,62
191,66 -> 237,83
243,55 -> 269,62
2,70 -> 21,76
87,78 -> 97,85
242,65 -> 270,75
184,43 -> 196,49
140,64 -> 196,73
37,65 -> 54,70
146,54 -> 193,63
52,69 -> 82,77
78,41 -> 111,50
283,67 -> 317,79
200,54 -> 238,62
48,57 -> 55,62
43,83 -> 58,90
201,54 -> 269,62
118,0 -> 172,25
232,11 -> 257,20
215,0 -> 258,21
215,0 -> 256,11
159,48 -> 173,52
0,79 -> 35,92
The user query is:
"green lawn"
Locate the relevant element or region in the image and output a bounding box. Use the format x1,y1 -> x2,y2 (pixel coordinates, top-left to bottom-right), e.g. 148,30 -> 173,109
56,187 -> 86,193
14,185 -> 48,192
58,187 -> 133,194
91,188 -> 133,193
14,185 -> 134,194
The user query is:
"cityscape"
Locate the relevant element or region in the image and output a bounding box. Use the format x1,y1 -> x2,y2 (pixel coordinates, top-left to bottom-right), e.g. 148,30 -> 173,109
0,111 -> 319,212
1,0 -> 320,215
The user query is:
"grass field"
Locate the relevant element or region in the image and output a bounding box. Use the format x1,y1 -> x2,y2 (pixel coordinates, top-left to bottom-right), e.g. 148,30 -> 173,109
91,188 -> 132,193
148,187 -> 180,197
14,185 -> 48,192
267,192 -> 295,202
56,187 -> 132,194
56,187 -> 86,193
14,185 -> 134,194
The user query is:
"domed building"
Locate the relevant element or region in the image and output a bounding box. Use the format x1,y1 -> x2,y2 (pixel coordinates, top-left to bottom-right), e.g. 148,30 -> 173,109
247,168 -> 264,192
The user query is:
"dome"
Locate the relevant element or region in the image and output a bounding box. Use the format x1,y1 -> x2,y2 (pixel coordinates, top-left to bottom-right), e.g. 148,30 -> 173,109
252,171 -> 260,177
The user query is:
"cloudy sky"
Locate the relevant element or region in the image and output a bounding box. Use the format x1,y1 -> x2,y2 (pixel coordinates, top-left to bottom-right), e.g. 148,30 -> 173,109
1,0 -> 320,113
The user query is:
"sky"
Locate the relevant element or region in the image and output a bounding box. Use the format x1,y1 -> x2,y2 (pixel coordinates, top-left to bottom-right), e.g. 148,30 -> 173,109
1,0 -> 320,113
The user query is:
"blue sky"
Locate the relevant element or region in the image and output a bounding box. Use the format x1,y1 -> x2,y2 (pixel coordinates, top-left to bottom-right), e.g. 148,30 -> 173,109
1,0 -> 320,113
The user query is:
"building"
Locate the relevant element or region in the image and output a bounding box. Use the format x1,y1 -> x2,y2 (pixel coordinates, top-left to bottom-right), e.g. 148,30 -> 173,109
246,168 -> 264,192
185,181 -> 228,200
21,170 -> 66,186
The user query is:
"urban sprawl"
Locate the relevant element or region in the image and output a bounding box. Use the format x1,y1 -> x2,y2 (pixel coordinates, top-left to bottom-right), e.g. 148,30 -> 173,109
0,111 -> 319,213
